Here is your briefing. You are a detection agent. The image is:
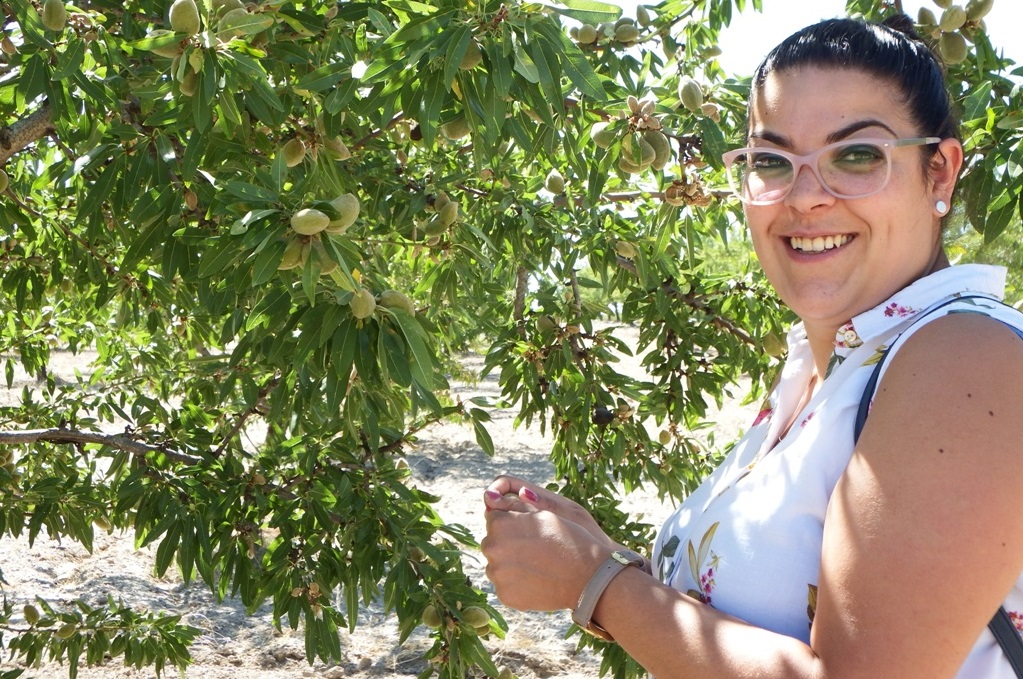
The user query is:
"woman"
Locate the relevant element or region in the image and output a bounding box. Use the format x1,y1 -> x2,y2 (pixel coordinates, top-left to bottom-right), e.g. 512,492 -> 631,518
481,16 -> 1023,678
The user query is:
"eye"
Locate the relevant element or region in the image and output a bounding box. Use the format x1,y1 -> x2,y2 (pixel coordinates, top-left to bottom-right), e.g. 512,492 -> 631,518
747,152 -> 790,173
833,144 -> 885,166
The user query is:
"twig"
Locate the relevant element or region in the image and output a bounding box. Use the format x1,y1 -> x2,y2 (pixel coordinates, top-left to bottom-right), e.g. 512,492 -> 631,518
568,269 -> 583,316
210,375 -> 280,459
615,258 -> 755,346
351,112 -> 405,150
567,270 -> 587,359
513,265 -> 528,338
454,182 -> 489,198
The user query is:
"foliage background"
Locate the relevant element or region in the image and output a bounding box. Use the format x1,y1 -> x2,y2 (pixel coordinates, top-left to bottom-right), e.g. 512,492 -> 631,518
0,0 -> 1020,676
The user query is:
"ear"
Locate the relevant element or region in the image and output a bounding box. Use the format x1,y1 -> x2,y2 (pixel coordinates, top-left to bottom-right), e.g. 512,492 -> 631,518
929,137 -> 963,203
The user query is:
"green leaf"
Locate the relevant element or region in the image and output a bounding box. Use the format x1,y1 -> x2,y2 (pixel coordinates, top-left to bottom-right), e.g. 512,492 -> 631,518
387,308 -> 435,390
198,240 -> 243,278
218,12 -> 274,37
984,195 -> 1018,243
231,209 -> 280,235
537,0 -> 622,24
512,43 -> 540,84
698,116 -> 728,170
19,54 -> 48,103
231,56 -> 285,117
443,25 -> 473,90
486,40 -> 513,98
535,22 -> 605,101
418,71 -> 446,143
120,209 -> 169,270
251,238 -> 286,285
472,419 -> 495,456
382,8 -> 451,43
383,327 -> 413,387
331,319 -> 360,390
301,254 -> 318,305
194,50 -> 219,131
218,89 -> 244,129
132,32 -> 183,52
154,523 -> 182,577
325,78 -> 358,114
223,181 -> 279,203
964,81 -> 993,122
52,37 -> 86,81
522,45 -> 564,122
296,62 -> 350,92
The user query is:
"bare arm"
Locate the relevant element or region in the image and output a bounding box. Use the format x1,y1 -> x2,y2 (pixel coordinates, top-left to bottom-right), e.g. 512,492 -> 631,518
484,313 -> 1023,678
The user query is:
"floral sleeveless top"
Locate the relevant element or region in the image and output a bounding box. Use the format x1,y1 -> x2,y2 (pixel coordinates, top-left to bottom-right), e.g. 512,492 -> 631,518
652,264 -> 1023,677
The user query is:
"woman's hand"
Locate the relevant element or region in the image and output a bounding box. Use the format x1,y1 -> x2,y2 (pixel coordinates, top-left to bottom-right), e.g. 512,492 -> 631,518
481,499 -> 610,611
480,476 -> 626,611
483,475 -> 618,549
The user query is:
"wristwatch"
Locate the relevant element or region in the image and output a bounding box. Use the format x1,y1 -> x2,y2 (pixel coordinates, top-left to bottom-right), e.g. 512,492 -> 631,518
572,549 -> 646,641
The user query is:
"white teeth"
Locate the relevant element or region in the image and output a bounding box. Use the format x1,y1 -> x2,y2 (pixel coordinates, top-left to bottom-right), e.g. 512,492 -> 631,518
790,234 -> 852,253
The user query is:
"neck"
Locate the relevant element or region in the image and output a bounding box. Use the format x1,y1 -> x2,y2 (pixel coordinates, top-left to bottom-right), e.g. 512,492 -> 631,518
802,248 -> 951,377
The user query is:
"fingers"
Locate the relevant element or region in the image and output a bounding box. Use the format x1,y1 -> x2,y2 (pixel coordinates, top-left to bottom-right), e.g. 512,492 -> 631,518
483,476 -> 543,512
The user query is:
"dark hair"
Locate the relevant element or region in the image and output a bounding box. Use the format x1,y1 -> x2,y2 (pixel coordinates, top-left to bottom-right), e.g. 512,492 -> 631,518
750,16 -> 960,146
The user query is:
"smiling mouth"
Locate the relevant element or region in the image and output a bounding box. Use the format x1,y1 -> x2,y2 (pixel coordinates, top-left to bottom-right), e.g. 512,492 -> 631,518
789,234 -> 854,253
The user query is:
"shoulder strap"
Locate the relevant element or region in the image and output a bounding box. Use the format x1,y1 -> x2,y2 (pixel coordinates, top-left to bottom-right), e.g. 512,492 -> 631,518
853,294 -> 1002,444
991,607 -> 1023,678
851,293 -> 1023,678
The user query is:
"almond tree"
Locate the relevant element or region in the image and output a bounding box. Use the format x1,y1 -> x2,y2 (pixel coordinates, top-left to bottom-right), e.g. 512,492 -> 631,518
0,0 -> 1017,676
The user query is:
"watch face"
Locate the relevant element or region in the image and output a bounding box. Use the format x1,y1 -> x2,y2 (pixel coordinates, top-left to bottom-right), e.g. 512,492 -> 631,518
611,550 -> 641,566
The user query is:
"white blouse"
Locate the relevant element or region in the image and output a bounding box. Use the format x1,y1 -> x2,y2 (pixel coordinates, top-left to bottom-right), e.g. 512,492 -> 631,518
652,264 -> 1023,677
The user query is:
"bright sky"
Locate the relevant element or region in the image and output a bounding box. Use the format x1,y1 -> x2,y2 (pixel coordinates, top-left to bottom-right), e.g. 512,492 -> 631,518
615,1 -> 1021,77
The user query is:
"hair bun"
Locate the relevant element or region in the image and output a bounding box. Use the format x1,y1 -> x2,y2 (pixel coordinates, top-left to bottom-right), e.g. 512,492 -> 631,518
882,13 -> 922,41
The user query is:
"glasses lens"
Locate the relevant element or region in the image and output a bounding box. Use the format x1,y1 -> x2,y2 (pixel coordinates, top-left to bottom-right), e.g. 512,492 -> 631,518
819,142 -> 889,198
726,141 -> 894,204
728,150 -> 793,204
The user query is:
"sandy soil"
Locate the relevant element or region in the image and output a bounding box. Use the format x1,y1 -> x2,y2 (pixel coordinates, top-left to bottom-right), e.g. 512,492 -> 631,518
0,325 -> 759,678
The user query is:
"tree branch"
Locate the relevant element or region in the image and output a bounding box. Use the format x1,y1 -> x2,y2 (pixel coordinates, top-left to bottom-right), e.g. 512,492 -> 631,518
0,428 -> 196,465
352,112 -> 405,150
0,426 -> 370,527
0,104 -> 55,164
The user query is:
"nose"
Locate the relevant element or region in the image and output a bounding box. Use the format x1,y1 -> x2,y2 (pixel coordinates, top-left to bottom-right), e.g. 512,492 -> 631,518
783,163 -> 836,212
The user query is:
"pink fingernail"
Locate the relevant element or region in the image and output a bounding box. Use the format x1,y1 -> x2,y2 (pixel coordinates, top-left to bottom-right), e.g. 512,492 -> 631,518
521,488 -> 539,502
485,490 -> 502,501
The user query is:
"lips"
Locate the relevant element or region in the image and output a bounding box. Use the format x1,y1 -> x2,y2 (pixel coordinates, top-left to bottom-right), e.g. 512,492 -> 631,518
789,234 -> 853,253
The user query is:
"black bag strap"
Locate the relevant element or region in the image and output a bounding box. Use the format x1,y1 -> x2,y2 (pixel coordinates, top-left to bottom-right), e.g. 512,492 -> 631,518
852,294 -> 1023,677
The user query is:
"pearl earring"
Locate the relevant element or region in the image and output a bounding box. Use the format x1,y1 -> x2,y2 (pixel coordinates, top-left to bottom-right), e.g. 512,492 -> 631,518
935,200 -> 949,215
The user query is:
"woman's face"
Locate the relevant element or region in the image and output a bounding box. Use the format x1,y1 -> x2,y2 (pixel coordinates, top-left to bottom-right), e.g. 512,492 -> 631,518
744,67 -> 959,334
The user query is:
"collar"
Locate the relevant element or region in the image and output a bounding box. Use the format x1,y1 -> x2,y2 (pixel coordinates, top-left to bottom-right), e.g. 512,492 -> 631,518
832,264 -> 1006,355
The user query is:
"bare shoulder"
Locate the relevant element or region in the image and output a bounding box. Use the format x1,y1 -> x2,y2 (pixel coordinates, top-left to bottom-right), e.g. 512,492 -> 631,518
860,308 -> 1023,506
811,311 -> 1023,677
873,310 -> 1023,436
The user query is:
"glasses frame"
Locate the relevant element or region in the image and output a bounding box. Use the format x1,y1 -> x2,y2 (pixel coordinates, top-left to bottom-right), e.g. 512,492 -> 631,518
721,136 -> 942,206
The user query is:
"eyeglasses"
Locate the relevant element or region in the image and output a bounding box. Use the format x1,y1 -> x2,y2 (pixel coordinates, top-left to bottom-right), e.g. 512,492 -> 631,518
721,137 -> 942,206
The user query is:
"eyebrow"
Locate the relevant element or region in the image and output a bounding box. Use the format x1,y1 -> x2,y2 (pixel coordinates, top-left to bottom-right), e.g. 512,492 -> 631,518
749,119 -> 901,147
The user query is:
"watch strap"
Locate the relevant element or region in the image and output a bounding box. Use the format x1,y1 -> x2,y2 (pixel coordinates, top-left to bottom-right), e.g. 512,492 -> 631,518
572,549 -> 644,641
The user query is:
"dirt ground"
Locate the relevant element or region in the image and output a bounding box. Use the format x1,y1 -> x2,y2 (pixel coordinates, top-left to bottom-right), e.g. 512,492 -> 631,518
0,325 -> 758,678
